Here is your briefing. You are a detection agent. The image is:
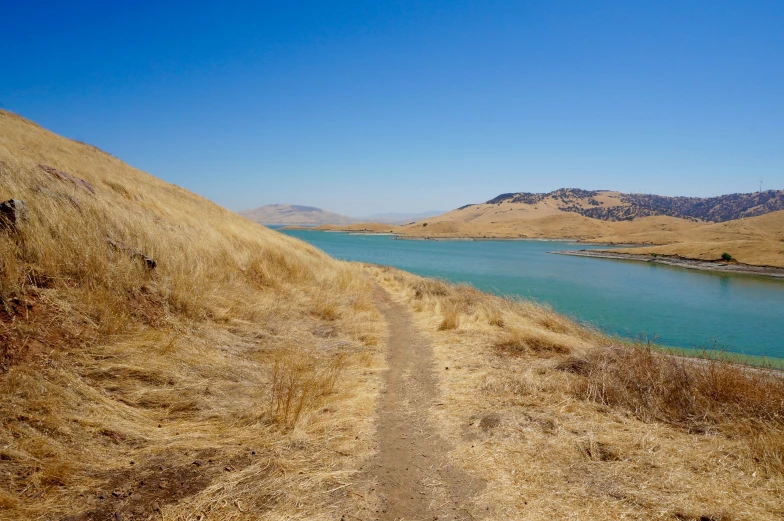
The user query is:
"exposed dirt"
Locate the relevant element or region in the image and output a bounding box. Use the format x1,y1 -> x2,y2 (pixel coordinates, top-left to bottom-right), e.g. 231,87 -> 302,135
0,293 -> 73,370
552,249 -> 784,278
59,449 -> 266,521
367,284 -> 485,520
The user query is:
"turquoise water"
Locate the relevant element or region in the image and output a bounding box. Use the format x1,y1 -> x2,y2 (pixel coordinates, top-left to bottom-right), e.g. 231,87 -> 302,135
279,228 -> 784,359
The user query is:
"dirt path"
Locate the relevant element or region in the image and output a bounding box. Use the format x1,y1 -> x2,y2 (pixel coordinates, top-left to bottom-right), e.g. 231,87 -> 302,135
369,284 -> 484,521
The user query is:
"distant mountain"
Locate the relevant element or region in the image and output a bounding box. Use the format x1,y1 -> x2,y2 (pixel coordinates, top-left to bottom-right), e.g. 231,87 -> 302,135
361,210 -> 446,224
238,204 -> 359,225
455,188 -> 784,223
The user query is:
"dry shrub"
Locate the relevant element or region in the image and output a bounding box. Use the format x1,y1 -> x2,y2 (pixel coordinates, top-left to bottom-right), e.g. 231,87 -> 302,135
495,325 -> 572,355
437,300 -> 460,330
310,289 -> 342,321
270,350 -> 346,428
412,278 -> 451,299
566,344 -> 784,472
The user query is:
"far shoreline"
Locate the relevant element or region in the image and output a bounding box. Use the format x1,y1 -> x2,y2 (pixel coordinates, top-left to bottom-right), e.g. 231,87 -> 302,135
280,226 -> 784,280
552,250 -> 784,279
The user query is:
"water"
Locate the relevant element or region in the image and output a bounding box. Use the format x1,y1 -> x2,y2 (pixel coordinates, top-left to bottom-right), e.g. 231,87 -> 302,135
278,228 -> 784,359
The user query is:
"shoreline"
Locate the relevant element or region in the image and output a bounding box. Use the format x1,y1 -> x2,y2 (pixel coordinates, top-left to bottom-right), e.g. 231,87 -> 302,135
552,250 -> 784,279
284,227 -> 784,279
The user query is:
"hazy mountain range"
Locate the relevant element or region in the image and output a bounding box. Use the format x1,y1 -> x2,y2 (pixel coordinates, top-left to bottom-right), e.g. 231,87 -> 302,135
238,204 -> 444,225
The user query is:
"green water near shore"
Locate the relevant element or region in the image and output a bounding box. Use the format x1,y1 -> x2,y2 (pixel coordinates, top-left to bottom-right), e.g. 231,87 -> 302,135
279,228 -> 784,360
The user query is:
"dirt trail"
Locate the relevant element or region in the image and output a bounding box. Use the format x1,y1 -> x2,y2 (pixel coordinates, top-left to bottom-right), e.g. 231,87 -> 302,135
370,284 -> 484,520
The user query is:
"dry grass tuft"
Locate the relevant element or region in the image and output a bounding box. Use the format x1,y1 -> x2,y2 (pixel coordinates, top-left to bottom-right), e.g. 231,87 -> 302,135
270,349 -> 346,428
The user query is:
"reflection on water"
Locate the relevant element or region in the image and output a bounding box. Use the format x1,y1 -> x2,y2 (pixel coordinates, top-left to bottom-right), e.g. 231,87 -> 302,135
279,228 -> 784,359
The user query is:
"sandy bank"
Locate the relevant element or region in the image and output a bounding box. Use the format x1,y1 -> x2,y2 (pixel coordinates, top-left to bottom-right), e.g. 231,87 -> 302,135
552,250 -> 784,278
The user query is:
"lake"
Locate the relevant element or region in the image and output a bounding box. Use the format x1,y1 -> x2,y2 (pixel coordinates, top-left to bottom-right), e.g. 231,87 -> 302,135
279,228 -> 784,360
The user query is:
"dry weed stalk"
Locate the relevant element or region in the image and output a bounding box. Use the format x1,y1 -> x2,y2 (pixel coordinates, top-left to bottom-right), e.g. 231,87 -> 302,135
270,350 -> 346,428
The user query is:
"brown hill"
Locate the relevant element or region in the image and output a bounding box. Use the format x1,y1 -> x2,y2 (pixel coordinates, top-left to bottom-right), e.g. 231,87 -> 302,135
320,188 -> 784,268
0,110 -> 383,519
239,203 -> 359,225
463,187 -> 784,223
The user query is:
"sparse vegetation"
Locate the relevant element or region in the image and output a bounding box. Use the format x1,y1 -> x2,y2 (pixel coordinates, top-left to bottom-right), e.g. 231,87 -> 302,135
722,251 -> 733,261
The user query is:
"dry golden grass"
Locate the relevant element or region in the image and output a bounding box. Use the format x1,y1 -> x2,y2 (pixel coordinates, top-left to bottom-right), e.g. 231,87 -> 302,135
5,107 -> 782,519
368,264 -> 784,520
0,110 -> 385,520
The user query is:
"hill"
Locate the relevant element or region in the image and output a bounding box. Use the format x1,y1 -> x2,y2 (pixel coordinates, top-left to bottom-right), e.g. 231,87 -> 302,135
0,110 -> 384,519
466,187 -> 784,223
320,188 -> 784,268
238,203 -> 359,225
360,210 -> 445,224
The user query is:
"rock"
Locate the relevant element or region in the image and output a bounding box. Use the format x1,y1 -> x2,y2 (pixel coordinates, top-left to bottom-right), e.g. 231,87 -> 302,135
106,237 -> 157,270
0,199 -> 28,229
38,164 -> 95,194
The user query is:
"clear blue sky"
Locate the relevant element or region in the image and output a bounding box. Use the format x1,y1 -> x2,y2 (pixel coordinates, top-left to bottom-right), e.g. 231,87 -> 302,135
3,1 -> 783,216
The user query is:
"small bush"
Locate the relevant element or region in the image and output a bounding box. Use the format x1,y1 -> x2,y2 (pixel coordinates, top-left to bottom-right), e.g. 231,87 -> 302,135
566,344 -> 784,435
721,252 -> 732,261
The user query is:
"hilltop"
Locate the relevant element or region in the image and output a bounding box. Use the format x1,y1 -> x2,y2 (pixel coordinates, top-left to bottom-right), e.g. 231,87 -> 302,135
239,203 -> 359,225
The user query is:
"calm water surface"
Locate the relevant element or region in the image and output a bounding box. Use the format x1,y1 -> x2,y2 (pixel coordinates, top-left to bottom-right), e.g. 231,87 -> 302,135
279,228 -> 784,359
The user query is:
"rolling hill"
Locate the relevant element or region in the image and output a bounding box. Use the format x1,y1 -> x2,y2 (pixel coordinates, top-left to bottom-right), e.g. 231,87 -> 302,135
465,188 -> 784,223
238,203 -> 359,225
318,188 -> 784,268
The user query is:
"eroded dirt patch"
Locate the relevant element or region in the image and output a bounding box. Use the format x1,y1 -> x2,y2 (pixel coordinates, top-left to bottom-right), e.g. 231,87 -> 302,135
60,449 -> 266,521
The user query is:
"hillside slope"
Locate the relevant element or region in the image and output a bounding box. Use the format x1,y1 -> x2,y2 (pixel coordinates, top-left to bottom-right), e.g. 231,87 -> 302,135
0,110 -> 384,520
602,210 -> 784,267
239,203 -> 359,225
458,188 -> 784,223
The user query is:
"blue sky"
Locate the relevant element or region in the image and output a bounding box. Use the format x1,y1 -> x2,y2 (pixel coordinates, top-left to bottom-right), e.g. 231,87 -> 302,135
2,1 -> 783,216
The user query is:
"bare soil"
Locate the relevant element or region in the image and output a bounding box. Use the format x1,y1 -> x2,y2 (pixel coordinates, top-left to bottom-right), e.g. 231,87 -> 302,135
367,284 -> 485,520
552,249 -> 784,278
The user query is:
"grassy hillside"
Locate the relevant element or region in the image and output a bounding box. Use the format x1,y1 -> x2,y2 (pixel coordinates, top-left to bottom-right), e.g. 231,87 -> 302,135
601,211 -> 784,267
368,265 -> 784,519
466,188 -> 784,222
0,110 -> 384,520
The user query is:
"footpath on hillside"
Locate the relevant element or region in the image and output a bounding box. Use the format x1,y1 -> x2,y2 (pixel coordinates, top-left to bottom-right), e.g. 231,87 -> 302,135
359,285 -> 484,520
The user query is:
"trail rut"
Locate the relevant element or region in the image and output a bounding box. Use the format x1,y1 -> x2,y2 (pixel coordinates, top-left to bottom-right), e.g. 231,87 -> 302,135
369,284 -> 484,520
